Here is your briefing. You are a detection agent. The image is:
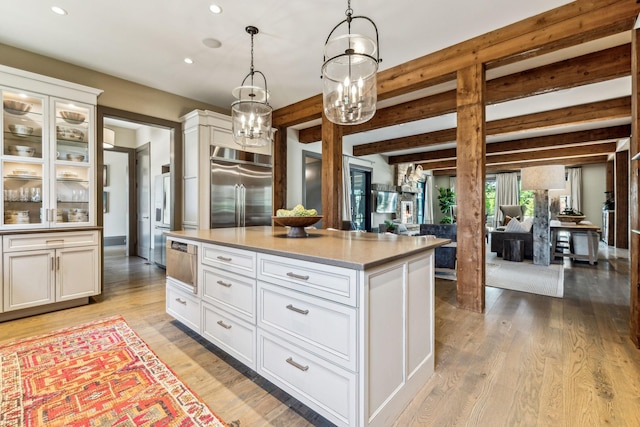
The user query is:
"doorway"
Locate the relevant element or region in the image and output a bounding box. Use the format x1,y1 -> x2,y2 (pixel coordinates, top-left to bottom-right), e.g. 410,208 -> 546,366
97,106 -> 182,262
302,151 -> 323,228
350,166 -> 372,231
136,143 -> 151,260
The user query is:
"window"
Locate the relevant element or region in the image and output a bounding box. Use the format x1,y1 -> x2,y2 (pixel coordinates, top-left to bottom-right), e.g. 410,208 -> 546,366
485,179 -> 496,226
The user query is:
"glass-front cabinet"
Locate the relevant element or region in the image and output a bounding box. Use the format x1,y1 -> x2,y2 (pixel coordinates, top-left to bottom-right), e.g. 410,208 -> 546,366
1,88 -> 95,229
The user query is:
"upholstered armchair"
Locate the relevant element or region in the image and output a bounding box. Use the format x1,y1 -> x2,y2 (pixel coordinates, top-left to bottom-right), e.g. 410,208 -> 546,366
499,205 -> 527,226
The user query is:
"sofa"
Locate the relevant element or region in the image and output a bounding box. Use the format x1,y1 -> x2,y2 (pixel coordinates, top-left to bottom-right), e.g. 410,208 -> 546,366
420,224 -> 457,269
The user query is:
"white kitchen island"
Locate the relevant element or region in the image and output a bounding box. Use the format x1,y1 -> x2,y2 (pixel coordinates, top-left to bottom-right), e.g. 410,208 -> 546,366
165,226 -> 449,427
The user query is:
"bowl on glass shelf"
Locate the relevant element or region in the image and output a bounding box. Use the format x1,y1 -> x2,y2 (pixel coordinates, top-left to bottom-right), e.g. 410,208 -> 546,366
67,153 -> 85,162
8,145 -> 35,157
3,100 -> 31,115
56,126 -> 84,141
60,111 -> 86,125
8,124 -> 33,137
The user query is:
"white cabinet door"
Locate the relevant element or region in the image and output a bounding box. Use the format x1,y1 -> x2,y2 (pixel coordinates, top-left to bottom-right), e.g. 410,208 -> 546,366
56,245 -> 99,301
3,249 -> 55,311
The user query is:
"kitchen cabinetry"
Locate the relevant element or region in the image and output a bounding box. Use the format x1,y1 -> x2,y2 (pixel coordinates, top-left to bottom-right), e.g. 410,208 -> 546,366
0,65 -> 103,321
1,66 -> 101,229
165,228 -> 443,427
180,110 -> 271,230
2,230 -> 100,314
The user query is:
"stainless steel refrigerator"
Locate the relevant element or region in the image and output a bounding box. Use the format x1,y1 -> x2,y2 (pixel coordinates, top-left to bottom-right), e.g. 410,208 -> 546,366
153,172 -> 170,268
210,145 -> 272,228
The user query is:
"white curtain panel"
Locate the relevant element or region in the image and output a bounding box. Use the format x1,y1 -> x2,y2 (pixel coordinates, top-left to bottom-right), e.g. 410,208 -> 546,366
449,177 -> 457,200
424,175 -> 434,224
494,172 -> 519,225
342,156 -> 352,222
568,167 -> 582,212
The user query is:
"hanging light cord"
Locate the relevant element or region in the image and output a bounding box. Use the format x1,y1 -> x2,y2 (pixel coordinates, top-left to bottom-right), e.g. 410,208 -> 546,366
249,30 -> 255,88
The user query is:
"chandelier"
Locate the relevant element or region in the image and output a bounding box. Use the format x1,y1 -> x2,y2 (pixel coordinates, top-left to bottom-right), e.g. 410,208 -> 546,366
321,0 -> 381,125
231,26 -> 273,147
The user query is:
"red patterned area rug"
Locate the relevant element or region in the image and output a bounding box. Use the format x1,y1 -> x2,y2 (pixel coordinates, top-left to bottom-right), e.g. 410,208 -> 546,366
0,315 -> 227,427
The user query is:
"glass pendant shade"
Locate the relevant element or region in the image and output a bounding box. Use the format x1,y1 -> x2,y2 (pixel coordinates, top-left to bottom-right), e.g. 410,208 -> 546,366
231,85 -> 273,147
322,34 -> 378,125
321,2 -> 381,125
231,26 -> 273,147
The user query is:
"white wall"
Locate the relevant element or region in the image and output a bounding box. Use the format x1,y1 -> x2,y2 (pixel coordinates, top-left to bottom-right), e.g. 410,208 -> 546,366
285,128 -> 395,227
103,151 -> 128,239
580,163 -> 606,228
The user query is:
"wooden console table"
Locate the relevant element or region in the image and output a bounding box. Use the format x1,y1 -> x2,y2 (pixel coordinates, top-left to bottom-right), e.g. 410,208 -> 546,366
551,223 -> 601,265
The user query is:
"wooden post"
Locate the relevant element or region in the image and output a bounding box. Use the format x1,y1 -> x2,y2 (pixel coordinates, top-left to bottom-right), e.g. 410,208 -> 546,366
630,27 -> 640,347
615,150 -> 629,249
321,114 -> 343,229
532,190 -> 551,266
272,126 -> 287,214
455,63 -> 486,313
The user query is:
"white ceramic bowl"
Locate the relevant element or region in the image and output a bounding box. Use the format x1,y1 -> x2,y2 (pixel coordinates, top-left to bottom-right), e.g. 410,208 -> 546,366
67,153 -> 85,162
8,145 -> 35,157
8,124 -> 33,137
60,111 -> 86,124
56,126 -> 84,141
3,100 -> 31,115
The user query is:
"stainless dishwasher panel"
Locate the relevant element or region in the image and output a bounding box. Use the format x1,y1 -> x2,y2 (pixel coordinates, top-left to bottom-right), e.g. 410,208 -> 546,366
166,240 -> 198,293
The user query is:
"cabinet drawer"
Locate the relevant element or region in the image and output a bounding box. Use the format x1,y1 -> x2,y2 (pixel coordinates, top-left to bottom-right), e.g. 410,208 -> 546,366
202,266 -> 255,323
257,253 -> 357,306
258,331 -> 356,427
258,282 -> 356,371
201,243 -> 256,278
3,230 -> 99,252
202,303 -> 256,370
166,283 -> 201,333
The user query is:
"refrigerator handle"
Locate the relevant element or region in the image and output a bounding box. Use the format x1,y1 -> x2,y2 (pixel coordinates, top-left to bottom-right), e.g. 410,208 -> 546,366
240,184 -> 246,227
234,184 -> 240,227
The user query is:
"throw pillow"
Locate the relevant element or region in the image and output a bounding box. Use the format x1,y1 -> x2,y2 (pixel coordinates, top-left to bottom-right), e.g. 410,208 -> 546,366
520,217 -> 534,233
504,217 -> 526,232
503,215 -> 521,226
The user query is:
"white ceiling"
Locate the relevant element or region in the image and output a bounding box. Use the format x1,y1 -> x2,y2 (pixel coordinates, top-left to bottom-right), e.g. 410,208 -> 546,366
0,0 -> 630,155
0,0 -> 575,110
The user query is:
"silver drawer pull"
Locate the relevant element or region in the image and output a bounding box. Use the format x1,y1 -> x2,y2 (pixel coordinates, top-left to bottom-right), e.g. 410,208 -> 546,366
175,298 -> 187,305
217,255 -> 232,262
286,357 -> 309,372
217,320 -> 232,329
286,304 -> 309,315
286,272 -> 309,280
217,280 -> 232,288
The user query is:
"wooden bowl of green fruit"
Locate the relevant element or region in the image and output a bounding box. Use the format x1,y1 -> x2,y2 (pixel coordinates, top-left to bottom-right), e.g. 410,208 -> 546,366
273,205 -> 322,237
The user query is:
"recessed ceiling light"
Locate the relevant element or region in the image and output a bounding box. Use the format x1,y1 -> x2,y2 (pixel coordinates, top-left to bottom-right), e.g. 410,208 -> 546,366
51,6 -> 67,15
209,4 -> 222,14
184,58 -> 194,64
202,38 -> 222,49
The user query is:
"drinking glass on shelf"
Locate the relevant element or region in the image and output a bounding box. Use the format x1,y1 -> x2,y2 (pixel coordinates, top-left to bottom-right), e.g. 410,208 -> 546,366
20,188 -> 29,201
30,188 -> 41,202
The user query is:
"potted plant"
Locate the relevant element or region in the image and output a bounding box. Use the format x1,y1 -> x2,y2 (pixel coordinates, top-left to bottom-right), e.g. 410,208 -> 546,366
383,220 -> 397,233
438,187 -> 456,224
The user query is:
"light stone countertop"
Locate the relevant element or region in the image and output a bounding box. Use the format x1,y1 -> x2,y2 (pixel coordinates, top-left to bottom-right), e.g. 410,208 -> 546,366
166,226 -> 450,270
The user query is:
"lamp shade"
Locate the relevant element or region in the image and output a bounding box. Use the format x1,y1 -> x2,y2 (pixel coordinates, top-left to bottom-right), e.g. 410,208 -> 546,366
521,165 -> 565,190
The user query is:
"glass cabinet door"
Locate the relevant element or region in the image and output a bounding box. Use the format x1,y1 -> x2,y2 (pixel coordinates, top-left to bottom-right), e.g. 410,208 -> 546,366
51,98 -> 93,226
2,90 -> 47,227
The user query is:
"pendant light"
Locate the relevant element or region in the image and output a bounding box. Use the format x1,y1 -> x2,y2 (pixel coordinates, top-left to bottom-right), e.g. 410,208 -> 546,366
231,26 -> 273,147
322,0 -> 381,125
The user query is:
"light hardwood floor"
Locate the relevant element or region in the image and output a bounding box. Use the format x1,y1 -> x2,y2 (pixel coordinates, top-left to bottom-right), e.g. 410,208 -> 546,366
1,244 -> 639,426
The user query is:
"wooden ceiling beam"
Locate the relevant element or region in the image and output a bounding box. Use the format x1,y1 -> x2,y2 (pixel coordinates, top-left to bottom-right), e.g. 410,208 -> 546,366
298,43 -> 631,143
274,0 -> 640,128
358,96 -> 630,158
390,125 -> 630,164
432,155 -> 611,175
422,142 -> 616,171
